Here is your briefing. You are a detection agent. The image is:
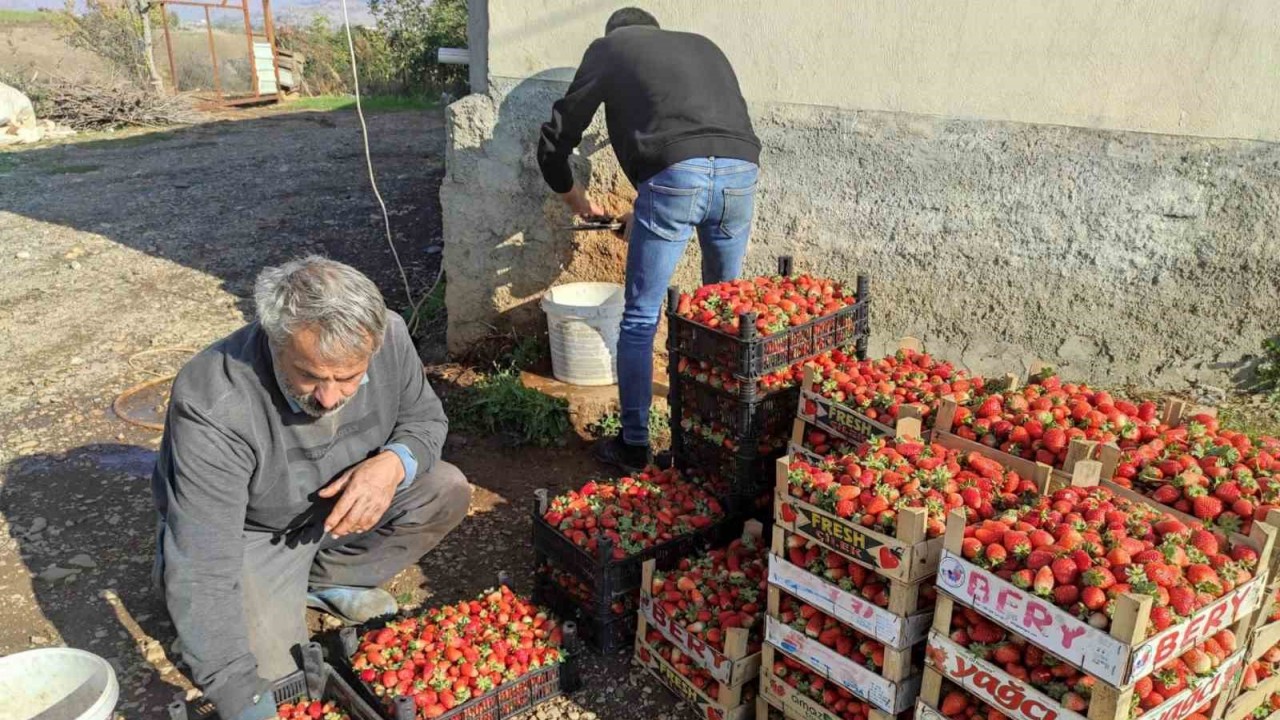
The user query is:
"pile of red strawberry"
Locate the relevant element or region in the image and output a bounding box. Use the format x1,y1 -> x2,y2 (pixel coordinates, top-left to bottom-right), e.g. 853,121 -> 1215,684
542,467 -> 724,560
638,629 -> 757,704
349,586 -> 562,718
958,485 -> 1260,635
649,532 -> 767,654
1112,415 -> 1280,535
769,654 -> 874,720
947,605 -> 1236,714
776,592 -> 884,670
782,439 -> 1040,538
936,685 -> 1009,720
803,347 -> 985,424
536,563 -> 632,616
677,355 -> 813,395
950,372 -> 1162,467
276,700 -> 349,720
1242,640 -> 1280,692
675,274 -> 858,337
679,411 -> 789,455
781,533 -> 936,611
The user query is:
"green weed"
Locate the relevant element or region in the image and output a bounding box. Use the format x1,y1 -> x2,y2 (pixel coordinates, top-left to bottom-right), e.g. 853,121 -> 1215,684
0,9 -> 49,24
289,95 -> 437,113
588,405 -> 672,448
449,369 -> 569,447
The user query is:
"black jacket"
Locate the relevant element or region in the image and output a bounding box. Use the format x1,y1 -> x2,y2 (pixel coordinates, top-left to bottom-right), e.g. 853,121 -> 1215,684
537,26 -> 761,193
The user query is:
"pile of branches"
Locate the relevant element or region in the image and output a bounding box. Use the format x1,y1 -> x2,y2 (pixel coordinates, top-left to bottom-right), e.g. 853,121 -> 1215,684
16,73 -> 203,131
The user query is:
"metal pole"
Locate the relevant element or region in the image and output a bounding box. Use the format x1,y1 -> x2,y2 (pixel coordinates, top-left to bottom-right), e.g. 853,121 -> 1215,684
261,0 -> 283,100
204,6 -> 222,97
160,2 -> 179,94
241,0 -> 258,96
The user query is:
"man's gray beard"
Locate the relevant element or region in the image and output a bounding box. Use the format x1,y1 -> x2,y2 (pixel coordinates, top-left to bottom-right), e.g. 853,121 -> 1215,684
272,363 -> 352,418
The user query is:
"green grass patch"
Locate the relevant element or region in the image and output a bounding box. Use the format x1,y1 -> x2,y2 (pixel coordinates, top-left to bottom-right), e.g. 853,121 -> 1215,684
0,9 -> 50,24
289,95 -> 438,113
449,368 -> 570,447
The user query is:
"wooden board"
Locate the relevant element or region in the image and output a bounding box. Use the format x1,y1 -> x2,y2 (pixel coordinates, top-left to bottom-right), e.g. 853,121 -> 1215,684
759,644 -> 903,720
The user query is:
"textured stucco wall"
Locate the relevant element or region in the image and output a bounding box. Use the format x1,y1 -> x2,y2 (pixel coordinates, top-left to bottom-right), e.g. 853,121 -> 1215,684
441,79 -> 1280,386
485,0 -> 1280,143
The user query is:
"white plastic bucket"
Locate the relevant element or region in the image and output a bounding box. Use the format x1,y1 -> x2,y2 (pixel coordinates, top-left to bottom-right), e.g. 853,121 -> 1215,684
540,282 -> 625,386
0,648 -> 119,720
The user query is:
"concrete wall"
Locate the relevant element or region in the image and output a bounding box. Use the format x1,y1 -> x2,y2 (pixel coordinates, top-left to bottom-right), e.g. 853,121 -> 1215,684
485,0 -> 1280,143
442,0 -> 1280,387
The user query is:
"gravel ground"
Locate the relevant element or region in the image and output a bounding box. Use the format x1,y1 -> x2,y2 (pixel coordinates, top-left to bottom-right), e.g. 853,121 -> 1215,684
0,105 -> 686,720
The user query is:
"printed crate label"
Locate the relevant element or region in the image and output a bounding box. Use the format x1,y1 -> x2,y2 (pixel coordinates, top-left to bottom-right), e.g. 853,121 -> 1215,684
778,495 -> 909,574
799,390 -> 894,445
633,637 -> 751,720
759,667 -> 843,720
767,554 -> 931,649
639,589 -> 760,687
765,617 -> 918,713
925,632 -> 1088,720
936,551 -> 1261,686
927,632 -> 1245,720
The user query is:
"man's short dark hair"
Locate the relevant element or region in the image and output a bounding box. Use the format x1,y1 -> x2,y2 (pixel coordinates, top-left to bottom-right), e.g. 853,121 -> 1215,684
605,7 -> 659,35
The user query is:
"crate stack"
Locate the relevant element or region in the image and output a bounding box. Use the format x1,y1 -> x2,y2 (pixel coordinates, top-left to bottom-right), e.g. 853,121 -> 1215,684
760,419 -> 937,720
631,522 -> 767,720
918,457 -> 1276,720
530,483 -> 741,653
1221,548 -> 1280,720
666,256 -> 871,516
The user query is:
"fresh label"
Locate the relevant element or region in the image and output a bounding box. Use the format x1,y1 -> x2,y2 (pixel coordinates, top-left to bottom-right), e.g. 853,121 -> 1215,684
767,554 -> 930,649
789,503 -> 905,572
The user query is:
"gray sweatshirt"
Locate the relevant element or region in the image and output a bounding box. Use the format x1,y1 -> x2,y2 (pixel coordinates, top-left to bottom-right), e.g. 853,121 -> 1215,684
151,314 -> 446,719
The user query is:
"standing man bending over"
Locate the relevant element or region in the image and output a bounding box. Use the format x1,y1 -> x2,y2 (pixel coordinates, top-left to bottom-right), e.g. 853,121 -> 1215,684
537,7 -> 762,472
151,256 -> 472,720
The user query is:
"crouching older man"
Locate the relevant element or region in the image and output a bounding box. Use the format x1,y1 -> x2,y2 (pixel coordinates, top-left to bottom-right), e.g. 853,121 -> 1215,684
151,256 -> 472,720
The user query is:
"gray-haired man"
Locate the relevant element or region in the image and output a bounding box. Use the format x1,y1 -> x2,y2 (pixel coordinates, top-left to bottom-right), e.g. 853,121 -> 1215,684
151,256 -> 471,720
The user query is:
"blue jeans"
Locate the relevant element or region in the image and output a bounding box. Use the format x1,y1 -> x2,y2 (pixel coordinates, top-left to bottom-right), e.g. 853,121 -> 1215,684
618,157 -> 760,446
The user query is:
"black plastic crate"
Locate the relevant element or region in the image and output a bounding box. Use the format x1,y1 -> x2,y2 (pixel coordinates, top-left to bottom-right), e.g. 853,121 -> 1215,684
533,569 -> 637,654
673,374 -> 800,441
665,258 -> 870,379
530,487 -> 743,600
674,429 -> 780,509
330,575 -> 580,720
169,643 -> 382,720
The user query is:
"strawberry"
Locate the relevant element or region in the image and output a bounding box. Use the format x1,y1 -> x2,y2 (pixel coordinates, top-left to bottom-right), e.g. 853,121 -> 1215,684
1191,496 -> 1224,521
1033,566 -> 1055,597
1051,557 -> 1080,585
1053,585 -> 1080,605
1082,586 -> 1107,611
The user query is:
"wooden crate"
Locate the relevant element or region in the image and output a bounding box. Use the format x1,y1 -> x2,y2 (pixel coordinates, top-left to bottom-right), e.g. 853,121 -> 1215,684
1222,661 -> 1280,720
638,524 -> 764,689
933,498 -> 1276,688
764,585 -> 921,714
796,369 -> 922,448
923,631 -> 1244,720
788,417 -> 861,465
758,643 -> 907,720
767,526 -> 933,650
932,397 -> 1115,489
774,418 -> 943,583
633,615 -> 754,720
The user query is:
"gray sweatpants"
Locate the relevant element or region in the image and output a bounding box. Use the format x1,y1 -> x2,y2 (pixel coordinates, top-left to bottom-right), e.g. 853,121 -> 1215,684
157,460 -> 472,683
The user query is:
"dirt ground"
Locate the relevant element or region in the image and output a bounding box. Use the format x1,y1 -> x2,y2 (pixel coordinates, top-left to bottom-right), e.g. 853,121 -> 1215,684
0,105 -> 682,719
